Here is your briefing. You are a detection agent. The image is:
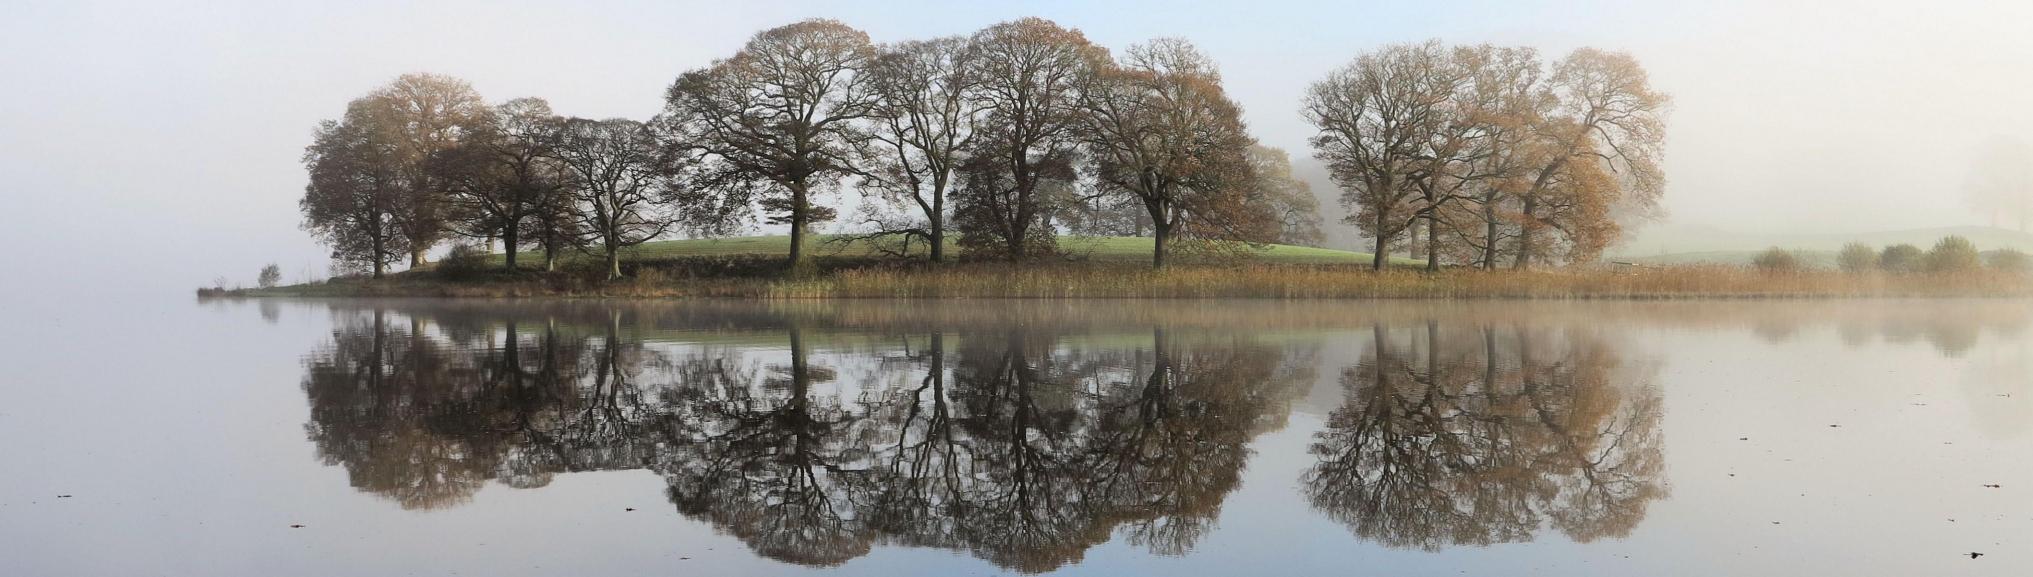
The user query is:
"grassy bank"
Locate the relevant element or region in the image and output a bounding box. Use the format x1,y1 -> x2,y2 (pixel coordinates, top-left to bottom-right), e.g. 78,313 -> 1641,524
495,234 -> 1424,267
227,261 -> 2033,299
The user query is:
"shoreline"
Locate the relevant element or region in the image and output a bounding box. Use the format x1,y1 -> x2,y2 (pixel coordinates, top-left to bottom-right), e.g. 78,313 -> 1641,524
199,263 -> 2033,300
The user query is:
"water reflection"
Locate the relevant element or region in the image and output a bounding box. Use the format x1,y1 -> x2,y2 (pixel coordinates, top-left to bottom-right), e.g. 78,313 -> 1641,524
1305,322 -> 1666,550
276,299 -> 2033,573
299,306 -> 1312,571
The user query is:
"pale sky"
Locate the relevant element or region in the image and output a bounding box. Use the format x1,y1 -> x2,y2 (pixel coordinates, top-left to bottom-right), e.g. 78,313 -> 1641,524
5,0 -> 2031,298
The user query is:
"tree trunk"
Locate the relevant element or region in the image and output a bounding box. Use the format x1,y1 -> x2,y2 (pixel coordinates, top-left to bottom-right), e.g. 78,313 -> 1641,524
1514,195 -> 1537,270
543,240 -> 557,273
371,234 -> 386,279
1371,209 -> 1389,271
606,245 -> 622,281
502,228 -> 519,270
1426,212 -> 1441,272
788,182 -> 809,273
1483,201 -> 1499,270
1152,220 -> 1171,270
410,246 -> 428,267
930,190 -> 945,264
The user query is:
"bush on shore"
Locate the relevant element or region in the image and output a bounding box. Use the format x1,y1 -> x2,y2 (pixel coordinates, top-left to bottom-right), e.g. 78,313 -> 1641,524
1752,247 -> 1801,273
1837,243 -> 1877,274
1926,235 -> 1981,273
1879,244 -> 1924,273
1989,248 -> 2030,274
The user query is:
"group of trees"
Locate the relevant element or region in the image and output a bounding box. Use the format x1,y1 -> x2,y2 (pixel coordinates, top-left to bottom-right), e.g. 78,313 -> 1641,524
661,17 -> 1315,270
1752,235 -> 2028,274
1304,42 -> 1667,270
304,18 -> 1331,279
301,74 -> 674,280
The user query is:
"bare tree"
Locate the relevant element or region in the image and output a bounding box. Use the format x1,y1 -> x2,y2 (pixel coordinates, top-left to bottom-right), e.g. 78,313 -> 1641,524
1304,42 -> 1461,270
857,36 -> 982,263
431,97 -> 568,270
1080,39 -> 1262,268
302,99 -> 408,278
554,118 -> 675,280
954,18 -> 1107,261
660,19 -> 877,274
361,73 -> 489,267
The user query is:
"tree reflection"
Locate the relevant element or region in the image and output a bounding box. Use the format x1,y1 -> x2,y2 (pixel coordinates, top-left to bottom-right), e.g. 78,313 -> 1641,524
1305,322 -> 1666,550
299,309 -> 1309,572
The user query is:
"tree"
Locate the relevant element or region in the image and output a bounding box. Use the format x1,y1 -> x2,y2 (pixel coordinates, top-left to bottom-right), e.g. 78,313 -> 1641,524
1250,146 -> 1326,246
301,99 -> 408,278
1751,247 -> 1801,274
860,36 -> 981,263
1304,42 -> 1461,270
1837,242 -> 1878,274
258,263 -> 282,288
1080,39 -> 1264,268
1926,235 -> 1981,273
1988,248 -> 2030,274
1880,244 -> 1924,273
361,73 -> 489,267
954,18 -> 1107,261
1511,49 -> 1666,269
431,98 -> 568,271
661,19 -> 877,274
554,118 -> 676,280
1442,46 -> 1548,270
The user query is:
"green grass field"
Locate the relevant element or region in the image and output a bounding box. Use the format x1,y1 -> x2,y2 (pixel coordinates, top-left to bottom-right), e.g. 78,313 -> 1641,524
505,234 -> 1426,267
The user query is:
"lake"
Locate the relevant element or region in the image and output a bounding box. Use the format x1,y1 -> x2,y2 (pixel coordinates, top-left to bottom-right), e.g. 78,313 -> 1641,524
3,298 -> 2030,576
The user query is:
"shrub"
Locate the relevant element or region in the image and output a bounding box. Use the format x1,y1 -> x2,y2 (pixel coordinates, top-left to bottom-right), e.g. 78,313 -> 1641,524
1879,244 -> 1924,273
438,244 -> 492,281
1988,248 -> 2030,275
258,263 -> 282,288
1836,243 -> 1877,274
1751,247 -> 1801,273
1925,235 -> 1981,273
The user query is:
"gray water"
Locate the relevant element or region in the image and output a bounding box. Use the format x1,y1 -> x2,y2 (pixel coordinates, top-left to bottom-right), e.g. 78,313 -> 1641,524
3,298 -> 2030,576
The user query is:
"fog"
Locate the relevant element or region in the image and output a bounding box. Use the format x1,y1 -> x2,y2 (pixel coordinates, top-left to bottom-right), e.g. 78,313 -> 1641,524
3,0 -> 2029,298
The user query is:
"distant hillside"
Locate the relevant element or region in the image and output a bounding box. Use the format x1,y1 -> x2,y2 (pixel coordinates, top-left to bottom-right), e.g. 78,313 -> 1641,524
1611,224 -> 2033,267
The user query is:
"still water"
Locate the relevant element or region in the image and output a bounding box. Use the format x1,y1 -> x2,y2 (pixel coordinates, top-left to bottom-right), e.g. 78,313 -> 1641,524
3,298 -> 2031,576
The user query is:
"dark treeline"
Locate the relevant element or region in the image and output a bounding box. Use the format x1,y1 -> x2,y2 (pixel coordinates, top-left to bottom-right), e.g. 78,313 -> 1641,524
300,18 -> 1663,280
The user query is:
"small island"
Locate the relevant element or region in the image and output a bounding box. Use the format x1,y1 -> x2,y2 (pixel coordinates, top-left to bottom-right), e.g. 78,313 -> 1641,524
211,18 -> 2033,300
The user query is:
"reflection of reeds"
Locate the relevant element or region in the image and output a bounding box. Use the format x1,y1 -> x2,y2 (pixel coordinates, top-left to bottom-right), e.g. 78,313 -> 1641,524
243,263 -> 2033,299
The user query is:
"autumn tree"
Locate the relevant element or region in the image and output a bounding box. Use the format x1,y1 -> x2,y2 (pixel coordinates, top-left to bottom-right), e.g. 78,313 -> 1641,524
1510,49 -> 1666,268
554,118 -> 675,280
1304,42 -> 1462,270
430,97 -> 567,270
1437,46 -> 1546,269
361,73 -> 489,267
1080,38 -> 1264,268
858,36 -> 981,263
661,19 -> 877,273
952,18 -> 1106,261
301,99 -> 408,278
